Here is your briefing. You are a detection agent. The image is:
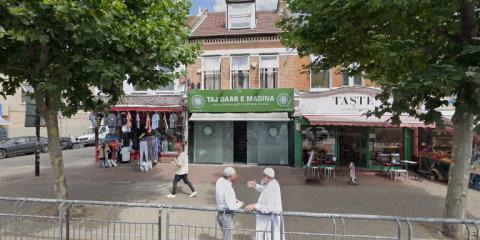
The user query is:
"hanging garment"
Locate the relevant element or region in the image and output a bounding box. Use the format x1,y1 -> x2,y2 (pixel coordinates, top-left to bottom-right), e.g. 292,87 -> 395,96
152,113 -> 160,130
136,113 -> 141,129
89,113 -> 97,128
163,114 -> 169,129
146,137 -> 158,162
145,114 -> 152,133
139,140 -> 149,163
162,140 -> 169,152
169,113 -> 178,129
127,112 -> 132,131
157,137 -> 162,154
116,113 -> 122,127
106,113 -> 117,127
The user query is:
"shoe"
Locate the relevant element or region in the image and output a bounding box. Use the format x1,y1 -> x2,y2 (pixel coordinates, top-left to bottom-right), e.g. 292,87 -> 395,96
189,191 -> 198,198
166,194 -> 176,198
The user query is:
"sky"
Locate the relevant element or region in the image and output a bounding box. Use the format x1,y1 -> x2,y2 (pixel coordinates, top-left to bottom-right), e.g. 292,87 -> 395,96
189,0 -> 278,15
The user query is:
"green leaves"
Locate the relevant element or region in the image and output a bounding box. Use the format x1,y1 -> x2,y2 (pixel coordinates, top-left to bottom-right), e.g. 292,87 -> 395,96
0,0 -> 198,114
280,0 -> 480,123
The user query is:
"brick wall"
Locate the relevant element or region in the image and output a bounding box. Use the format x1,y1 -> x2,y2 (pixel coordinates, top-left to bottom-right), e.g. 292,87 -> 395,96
186,40 -> 378,91
278,55 -> 310,91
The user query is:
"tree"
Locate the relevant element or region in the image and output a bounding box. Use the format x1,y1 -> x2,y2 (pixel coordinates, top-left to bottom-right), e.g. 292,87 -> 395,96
0,0 -> 198,199
280,0 -> 478,238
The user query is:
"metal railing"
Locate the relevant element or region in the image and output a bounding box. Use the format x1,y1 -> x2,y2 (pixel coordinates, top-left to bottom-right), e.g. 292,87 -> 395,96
0,196 -> 478,239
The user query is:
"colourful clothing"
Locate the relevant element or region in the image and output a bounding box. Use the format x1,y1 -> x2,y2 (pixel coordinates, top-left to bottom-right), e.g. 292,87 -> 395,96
152,113 -> 160,130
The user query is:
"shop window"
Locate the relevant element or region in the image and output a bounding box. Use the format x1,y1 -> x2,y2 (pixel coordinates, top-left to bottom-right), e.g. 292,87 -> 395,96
311,70 -> 330,89
371,128 -> 404,165
259,55 -> 279,88
302,126 -> 336,165
228,3 -> 255,29
202,56 -> 221,90
231,55 -> 250,89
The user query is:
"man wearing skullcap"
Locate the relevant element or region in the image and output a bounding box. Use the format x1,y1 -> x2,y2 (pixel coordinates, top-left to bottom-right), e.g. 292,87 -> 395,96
245,168 -> 284,240
216,167 -> 243,240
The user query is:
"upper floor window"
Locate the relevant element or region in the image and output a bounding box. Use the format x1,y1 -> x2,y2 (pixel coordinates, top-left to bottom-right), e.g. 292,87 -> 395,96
202,56 -> 221,90
231,55 -> 250,89
259,55 -> 279,88
228,3 -> 255,29
311,69 -> 330,89
342,72 -> 363,87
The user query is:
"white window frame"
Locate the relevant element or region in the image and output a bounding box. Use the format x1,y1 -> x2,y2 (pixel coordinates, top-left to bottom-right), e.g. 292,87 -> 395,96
310,69 -> 332,91
227,3 -> 256,30
201,56 -> 222,90
230,55 -> 250,89
259,55 -> 280,89
341,72 -> 364,87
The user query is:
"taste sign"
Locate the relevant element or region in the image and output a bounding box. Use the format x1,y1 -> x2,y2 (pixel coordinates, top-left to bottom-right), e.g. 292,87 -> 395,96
333,96 -> 375,106
301,88 -> 382,115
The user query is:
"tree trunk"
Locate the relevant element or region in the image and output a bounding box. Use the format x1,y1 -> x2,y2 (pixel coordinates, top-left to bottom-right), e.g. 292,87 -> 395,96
443,106 -> 474,239
35,90 -> 69,199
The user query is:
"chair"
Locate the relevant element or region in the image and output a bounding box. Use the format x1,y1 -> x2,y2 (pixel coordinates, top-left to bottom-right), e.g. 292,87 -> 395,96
391,169 -> 408,182
324,167 -> 336,179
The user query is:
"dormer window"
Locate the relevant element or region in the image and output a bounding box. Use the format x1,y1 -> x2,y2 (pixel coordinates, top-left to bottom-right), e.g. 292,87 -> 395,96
226,0 -> 256,29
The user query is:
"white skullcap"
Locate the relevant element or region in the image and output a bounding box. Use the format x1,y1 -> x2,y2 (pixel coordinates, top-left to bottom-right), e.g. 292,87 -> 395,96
223,167 -> 236,177
263,168 -> 275,178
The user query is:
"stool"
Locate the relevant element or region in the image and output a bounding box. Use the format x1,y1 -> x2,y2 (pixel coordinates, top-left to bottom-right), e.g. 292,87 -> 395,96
324,167 -> 335,179
392,169 -> 408,182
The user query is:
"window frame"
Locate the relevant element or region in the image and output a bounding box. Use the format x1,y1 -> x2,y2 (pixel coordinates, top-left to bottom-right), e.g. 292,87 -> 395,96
310,69 -> 332,91
201,56 -> 222,90
259,55 -> 280,89
230,55 -> 251,89
227,3 -> 255,30
342,72 -> 364,87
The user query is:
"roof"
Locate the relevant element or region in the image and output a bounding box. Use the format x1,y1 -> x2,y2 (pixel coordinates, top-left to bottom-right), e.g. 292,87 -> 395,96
190,11 -> 282,39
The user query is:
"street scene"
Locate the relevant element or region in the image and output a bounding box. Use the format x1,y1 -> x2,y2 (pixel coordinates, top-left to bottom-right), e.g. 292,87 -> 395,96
1,0 -> 480,239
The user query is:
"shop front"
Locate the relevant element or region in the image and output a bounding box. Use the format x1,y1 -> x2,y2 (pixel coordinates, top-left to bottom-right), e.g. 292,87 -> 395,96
188,89 -> 294,165
297,87 -> 430,169
94,94 -> 187,166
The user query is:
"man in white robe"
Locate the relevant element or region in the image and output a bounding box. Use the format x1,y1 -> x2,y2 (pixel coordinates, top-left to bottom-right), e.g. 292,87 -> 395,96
245,168 -> 284,240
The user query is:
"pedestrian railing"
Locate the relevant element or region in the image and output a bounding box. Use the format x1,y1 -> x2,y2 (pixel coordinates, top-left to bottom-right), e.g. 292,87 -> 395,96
0,196 -> 478,240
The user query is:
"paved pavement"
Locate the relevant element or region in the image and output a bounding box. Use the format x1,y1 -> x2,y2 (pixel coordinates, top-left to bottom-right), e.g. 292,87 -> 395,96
0,147 -> 479,239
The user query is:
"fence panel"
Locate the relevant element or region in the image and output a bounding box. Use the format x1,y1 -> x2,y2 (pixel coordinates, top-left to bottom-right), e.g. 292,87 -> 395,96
0,197 -> 478,240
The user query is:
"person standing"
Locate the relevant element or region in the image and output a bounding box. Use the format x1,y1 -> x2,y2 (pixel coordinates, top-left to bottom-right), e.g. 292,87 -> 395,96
216,167 -> 243,240
166,143 -> 197,198
245,168 -> 283,240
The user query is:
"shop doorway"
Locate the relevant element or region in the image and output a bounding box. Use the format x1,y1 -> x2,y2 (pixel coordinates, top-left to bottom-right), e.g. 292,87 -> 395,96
339,127 -> 367,168
233,121 -> 248,164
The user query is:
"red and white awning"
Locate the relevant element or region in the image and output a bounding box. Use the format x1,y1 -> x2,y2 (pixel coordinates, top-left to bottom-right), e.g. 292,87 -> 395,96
303,114 -> 434,128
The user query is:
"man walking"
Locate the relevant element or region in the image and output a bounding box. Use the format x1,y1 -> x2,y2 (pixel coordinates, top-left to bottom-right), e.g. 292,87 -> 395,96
245,168 -> 283,240
166,143 -> 197,198
216,167 -> 244,240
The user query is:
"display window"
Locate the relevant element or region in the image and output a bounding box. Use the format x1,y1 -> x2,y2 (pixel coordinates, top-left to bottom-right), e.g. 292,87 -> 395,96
371,128 -> 404,165
301,126 -> 336,165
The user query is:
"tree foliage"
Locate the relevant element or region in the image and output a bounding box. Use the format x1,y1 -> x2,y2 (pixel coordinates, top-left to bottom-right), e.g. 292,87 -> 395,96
0,0 -> 198,115
279,0 -> 479,124
280,0 -> 479,238
0,0 -> 198,199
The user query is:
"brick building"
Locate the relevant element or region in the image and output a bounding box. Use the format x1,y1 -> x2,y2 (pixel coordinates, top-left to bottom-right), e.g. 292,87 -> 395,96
186,0 -> 426,168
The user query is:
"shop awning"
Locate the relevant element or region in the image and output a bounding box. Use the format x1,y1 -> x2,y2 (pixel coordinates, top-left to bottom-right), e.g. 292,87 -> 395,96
303,114 -> 434,128
111,106 -> 182,112
189,113 -> 290,122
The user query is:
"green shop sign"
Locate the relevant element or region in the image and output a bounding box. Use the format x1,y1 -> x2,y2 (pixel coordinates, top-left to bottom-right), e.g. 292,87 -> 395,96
189,88 -> 294,113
